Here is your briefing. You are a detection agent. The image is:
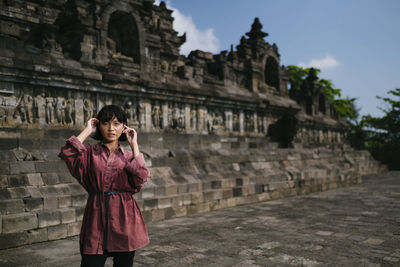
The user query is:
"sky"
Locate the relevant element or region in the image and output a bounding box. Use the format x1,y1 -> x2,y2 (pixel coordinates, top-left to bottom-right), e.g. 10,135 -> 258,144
155,0 -> 400,118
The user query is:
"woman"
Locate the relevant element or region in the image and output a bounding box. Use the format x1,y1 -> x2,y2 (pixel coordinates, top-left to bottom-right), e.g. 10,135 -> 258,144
58,105 -> 150,267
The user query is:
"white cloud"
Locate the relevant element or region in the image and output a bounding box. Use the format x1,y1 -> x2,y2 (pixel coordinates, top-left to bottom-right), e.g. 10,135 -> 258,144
298,55 -> 340,69
155,1 -> 220,55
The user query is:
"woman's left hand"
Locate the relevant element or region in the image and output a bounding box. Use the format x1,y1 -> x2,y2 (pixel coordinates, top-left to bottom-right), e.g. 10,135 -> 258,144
123,125 -> 138,146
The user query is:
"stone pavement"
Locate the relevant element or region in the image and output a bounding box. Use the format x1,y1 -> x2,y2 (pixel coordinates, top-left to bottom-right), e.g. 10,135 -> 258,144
0,171 -> 399,267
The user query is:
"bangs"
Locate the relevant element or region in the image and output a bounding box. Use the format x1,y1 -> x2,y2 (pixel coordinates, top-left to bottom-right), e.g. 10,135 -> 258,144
96,105 -> 127,124
99,111 -> 118,123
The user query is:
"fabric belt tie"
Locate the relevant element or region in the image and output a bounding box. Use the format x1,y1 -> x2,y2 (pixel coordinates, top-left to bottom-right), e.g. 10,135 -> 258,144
91,191 -> 128,251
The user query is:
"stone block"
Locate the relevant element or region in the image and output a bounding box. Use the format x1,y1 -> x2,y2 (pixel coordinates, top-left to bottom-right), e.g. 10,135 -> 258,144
26,187 -> 43,198
191,192 -> 203,204
233,187 -> 242,197
58,172 -> 75,183
8,187 -> 30,199
201,181 -> 211,191
0,232 -> 28,249
203,190 -> 223,202
26,173 -> 43,186
143,199 -> 158,211
0,162 -> 10,175
58,195 -> 72,208
157,197 -> 171,209
165,185 -> 178,196
69,183 -> 86,195
257,192 -> 271,202
72,194 -> 87,207
142,186 -> 155,198
236,195 -> 257,206
27,228 -> 48,244
172,206 -> 187,217
151,209 -> 165,222
221,179 -> 235,188
168,195 -> 183,207
211,180 -> 221,189
188,183 -> 199,193
0,199 -> 25,215
34,161 -> 67,173
37,210 -> 61,228
60,208 -> 75,224
182,194 -> 191,206
178,184 -> 188,194
48,224 -> 68,240
222,189 -> 233,199
10,161 -> 36,174
41,173 -> 59,185
43,196 -> 58,210
67,221 -> 81,236
187,202 -> 210,215
164,207 -> 175,220
211,199 -> 229,211
75,206 -> 85,221
7,174 -> 30,187
0,139 -> 18,150
142,210 -> 152,223
23,197 -> 44,212
39,186 -> 59,196
2,213 -> 38,233
0,175 -> 8,188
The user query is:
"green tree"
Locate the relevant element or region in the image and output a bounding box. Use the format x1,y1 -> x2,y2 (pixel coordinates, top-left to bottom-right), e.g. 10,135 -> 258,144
287,65 -> 358,122
361,88 -> 400,170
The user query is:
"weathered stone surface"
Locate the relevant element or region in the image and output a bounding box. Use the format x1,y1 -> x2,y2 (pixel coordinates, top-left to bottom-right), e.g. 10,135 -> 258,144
0,172 -> 394,266
0,232 -> 28,249
67,222 -> 81,237
2,213 -> 37,233
60,208 -> 75,224
27,228 -> 48,244
0,199 -> 25,215
10,162 -> 36,174
0,0 -> 387,250
47,224 -> 68,240
37,210 -> 61,228
26,173 -> 44,186
41,173 -> 59,185
23,197 -> 44,212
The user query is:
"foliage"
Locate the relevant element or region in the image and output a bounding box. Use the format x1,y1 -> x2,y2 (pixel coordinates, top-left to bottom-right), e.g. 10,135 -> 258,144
286,65 -> 359,122
359,88 -> 400,170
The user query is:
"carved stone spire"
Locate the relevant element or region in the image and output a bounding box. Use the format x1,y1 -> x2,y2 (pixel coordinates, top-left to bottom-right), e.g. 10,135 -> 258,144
245,17 -> 268,41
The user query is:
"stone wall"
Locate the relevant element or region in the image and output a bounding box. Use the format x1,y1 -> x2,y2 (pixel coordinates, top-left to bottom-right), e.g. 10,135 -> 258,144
0,130 -> 385,249
0,0 -> 385,249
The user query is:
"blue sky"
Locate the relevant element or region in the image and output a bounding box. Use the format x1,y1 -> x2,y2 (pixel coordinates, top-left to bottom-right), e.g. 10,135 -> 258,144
158,0 -> 400,118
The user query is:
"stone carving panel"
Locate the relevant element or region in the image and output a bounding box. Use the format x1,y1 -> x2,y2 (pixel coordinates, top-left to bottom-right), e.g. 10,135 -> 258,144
151,100 -> 162,131
124,99 -> 139,128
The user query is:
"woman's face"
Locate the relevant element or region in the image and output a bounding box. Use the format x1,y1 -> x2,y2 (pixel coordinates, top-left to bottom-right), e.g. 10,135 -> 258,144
99,117 -> 125,143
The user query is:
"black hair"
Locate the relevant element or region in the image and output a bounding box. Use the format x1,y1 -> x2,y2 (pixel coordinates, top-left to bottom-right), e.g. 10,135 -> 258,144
92,105 -> 127,141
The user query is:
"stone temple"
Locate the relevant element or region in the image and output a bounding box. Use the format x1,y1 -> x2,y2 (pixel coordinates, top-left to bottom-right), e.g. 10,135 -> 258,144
0,0 -> 384,249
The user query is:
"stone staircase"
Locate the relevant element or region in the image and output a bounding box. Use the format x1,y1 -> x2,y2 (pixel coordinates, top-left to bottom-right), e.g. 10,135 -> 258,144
0,131 -> 385,249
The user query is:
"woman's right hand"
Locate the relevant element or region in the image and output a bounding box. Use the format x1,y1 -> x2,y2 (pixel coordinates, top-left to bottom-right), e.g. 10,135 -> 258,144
86,118 -> 99,134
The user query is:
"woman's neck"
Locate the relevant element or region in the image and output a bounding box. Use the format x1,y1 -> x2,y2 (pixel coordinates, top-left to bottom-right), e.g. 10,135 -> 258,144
103,140 -> 118,152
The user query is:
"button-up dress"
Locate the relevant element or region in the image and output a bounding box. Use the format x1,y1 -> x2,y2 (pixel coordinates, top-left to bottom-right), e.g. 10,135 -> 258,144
58,136 -> 150,255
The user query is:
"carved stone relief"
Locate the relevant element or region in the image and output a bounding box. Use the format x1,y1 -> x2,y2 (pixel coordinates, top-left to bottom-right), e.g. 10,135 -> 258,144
83,98 -> 94,123
124,100 -> 139,128
151,100 -> 162,130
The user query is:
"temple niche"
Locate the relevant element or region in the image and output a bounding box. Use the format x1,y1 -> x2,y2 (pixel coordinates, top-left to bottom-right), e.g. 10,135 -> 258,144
265,56 -> 280,91
291,68 -> 334,118
107,11 -> 141,64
